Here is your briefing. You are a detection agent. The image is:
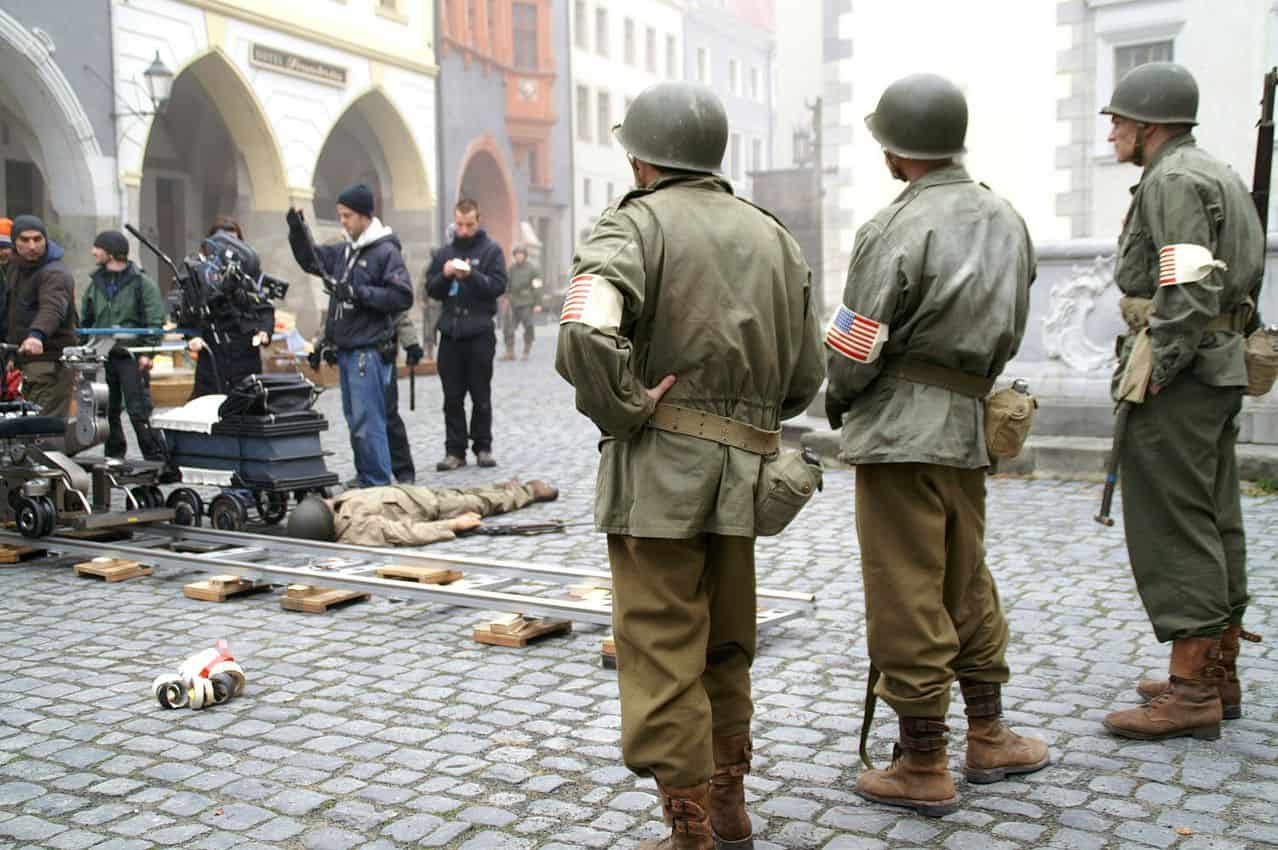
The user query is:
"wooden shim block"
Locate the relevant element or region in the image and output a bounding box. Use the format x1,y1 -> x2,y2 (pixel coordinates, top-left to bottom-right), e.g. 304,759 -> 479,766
280,584 -> 371,614
183,574 -> 268,603
60,527 -> 132,542
376,564 -> 465,585
488,612 -> 526,634
73,558 -> 152,582
0,544 -> 48,564
566,583 -> 612,601
474,616 -> 572,648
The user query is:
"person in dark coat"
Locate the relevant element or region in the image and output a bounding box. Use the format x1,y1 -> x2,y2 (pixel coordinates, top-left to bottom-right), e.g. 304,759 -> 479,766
1,215 -> 77,416
187,218 -> 275,399
287,183 -> 413,487
425,198 -> 507,471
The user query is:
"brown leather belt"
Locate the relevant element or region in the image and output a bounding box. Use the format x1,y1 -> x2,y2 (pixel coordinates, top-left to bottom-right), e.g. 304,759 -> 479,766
647,404 -> 781,455
1122,296 -> 1251,333
880,356 -> 994,399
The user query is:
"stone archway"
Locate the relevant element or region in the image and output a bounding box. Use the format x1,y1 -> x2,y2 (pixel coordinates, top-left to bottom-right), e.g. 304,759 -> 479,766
137,49 -> 289,289
456,136 -> 518,253
0,10 -> 110,276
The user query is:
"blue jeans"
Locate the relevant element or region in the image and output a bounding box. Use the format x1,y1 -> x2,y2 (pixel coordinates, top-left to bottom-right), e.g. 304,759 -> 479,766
338,347 -> 393,487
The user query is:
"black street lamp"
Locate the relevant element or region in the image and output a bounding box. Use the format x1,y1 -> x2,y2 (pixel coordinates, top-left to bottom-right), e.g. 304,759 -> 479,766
142,52 -> 174,113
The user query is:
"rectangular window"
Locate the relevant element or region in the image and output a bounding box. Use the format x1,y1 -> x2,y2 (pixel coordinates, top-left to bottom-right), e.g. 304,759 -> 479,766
597,91 -> 612,146
1114,40 -> 1174,81
696,46 -> 710,84
728,59 -> 739,95
730,132 -> 741,180
576,85 -> 591,141
624,18 -> 635,65
584,177 -> 592,207
595,8 -> 608,57
751,137 -> 763,172
666,35 -> 677,79
750,66 -> 760,101
574,0 -> 588,49
645,26 -> 657,73
512,3 -> 538,70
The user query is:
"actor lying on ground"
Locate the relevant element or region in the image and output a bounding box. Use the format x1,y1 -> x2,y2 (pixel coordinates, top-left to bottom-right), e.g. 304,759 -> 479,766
286,479 -> 559,545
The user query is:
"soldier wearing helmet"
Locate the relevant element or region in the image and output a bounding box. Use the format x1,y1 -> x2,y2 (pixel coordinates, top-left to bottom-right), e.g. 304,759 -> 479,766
825,73 -> 1047,817
555,81 -> 824,849
1098,63 -> 1265,741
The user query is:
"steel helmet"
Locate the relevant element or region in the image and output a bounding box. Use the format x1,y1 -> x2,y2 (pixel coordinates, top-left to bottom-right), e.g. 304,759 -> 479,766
1101,61 -> 1198,125
613,81 -> 729,174
866,73 -> 968,160
287,495 -> 336,542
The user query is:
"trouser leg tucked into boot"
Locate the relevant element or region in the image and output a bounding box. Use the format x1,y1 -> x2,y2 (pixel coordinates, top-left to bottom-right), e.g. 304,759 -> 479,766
1136,625 -> 1258,720
639,782 -> 714,850
1105,636 -> 1224,740
959,682 -> 1051,783
709,735 -> 753,848
854,717 -> 958,818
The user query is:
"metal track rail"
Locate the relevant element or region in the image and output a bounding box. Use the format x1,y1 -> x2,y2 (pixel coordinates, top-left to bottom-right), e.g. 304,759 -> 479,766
0,526 -> 814,631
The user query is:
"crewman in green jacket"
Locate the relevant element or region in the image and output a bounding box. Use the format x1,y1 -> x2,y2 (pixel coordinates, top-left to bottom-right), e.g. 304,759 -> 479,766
81,230 -> 166,460
825,74 -> 1047,817
556,81 -> 824,850
1098,63 -> 1265,741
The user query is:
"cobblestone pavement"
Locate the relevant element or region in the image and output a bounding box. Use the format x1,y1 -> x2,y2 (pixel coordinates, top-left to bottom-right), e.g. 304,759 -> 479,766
1,336 -> 1275,849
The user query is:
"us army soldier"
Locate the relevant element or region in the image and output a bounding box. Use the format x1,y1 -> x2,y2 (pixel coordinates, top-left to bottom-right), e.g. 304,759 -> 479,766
556,81 -> 824,849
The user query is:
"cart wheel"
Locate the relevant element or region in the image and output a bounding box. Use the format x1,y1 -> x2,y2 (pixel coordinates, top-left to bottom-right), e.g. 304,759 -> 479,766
130,486 -> 161,510
15,497 -> 44,538
209,494 -> 246,531
35,496 -> 56,537
166,488 -> 204,527
259,492 -> 288,526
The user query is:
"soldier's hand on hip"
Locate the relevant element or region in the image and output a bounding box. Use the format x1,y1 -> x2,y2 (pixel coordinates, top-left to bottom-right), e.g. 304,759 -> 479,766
18,336 -> 42,356
646,374 -> 677,402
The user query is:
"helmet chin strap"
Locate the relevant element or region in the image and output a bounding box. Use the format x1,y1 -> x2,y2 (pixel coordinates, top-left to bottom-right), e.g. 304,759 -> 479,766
1132,124 -> 1146,167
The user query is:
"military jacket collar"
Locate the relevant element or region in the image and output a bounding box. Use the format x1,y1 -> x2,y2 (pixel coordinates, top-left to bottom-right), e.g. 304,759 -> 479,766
618,173 -> 734,207
1141,132 -> 1196,178
894,163 -> 974,204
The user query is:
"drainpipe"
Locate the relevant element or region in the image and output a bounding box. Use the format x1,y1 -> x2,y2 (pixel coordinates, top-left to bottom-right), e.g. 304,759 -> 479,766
435,0 -> 447,245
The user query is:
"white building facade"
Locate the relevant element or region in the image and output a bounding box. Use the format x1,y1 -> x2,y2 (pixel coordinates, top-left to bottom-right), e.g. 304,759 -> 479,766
570,0 -> 685,242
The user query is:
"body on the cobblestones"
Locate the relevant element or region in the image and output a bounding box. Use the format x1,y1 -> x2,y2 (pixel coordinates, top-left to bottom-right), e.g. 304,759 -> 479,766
825,73 -> 1050,817
426,199 -> 508,472
556,80 -> 824,850
287,183 -> 414,488
1098,62 -> 1266,742
286,479 -> 558,545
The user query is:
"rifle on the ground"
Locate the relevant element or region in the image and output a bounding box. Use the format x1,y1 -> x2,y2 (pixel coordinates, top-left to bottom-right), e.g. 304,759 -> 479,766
1252,67 -> 1278,230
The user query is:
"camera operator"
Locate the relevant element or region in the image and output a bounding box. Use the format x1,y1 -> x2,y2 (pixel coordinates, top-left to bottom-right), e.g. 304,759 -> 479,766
187,218 -> 275,399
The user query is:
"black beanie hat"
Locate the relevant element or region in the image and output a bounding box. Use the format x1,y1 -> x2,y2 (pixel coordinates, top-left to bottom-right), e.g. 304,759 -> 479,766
94,229 -> 130,260
336,183 -> 375,218
11,214 -> 46,241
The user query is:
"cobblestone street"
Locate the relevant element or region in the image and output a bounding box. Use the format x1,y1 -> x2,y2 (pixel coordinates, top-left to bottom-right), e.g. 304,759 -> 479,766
0,338 -> 1275,850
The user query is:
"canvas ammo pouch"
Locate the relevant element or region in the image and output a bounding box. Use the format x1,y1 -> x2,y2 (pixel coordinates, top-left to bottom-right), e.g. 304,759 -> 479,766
1245,327 -> 1278,397
646,403 -> 822,536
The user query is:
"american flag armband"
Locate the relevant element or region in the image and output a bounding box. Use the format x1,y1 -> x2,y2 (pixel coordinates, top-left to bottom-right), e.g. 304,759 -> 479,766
825,305 -> 888,363
560,273 -> 623,329
1158,243 -> 1228,286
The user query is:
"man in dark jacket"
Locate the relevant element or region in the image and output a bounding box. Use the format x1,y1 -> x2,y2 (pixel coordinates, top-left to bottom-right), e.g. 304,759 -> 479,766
2,215 -> 77,416
81,230 -> 166,459
425,198 -> 507,470
287,184 -> 413,487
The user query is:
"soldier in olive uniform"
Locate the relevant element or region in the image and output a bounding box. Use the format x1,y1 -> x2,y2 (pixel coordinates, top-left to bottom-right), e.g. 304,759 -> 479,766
286,479 -> 558,546
556,82 -> 824,849
1098,63 -> 1265,740
503,245 -> 542,360
825,74 -> 1049,817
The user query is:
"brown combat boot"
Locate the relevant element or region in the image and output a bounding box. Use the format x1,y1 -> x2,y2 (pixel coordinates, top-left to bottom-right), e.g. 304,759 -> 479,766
1104,636 -> 1224,740
522,340 -> 533,360
854,717 -> 958,817
639,782 -> 714,850
709,734 -> 754,848
1135,626 -> 1259,719
959,682 -> 1051,784
501,342 -> 517,361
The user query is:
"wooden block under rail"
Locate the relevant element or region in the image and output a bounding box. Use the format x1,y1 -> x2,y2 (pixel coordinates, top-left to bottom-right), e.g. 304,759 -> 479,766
474,614 -> 572,648
280,584 -> 370,614
376,564 -> 465,585
183,574 -> 269,602
74,558 -> 152,582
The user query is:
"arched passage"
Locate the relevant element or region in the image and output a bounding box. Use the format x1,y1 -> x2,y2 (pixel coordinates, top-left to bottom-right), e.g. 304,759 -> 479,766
0,10 -> 108,269
456,136 -> 517,253
138,49 -> 288,287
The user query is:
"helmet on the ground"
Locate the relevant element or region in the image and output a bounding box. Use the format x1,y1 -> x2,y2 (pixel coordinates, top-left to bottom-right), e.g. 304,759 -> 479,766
1101,61 -> 1198,125
287,496 -> 336,542
866,73 -> 968,160
613,81 -> 729,174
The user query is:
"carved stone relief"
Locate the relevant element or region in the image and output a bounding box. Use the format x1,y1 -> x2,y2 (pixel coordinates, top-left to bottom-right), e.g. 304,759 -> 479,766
1042,254 -> 1117,373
